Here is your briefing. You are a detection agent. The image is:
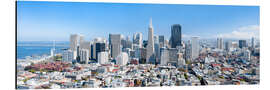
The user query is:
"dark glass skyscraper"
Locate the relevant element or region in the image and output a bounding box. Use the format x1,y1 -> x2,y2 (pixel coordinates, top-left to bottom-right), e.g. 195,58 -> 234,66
170,24 -> 182,48
239,40 -> 247,49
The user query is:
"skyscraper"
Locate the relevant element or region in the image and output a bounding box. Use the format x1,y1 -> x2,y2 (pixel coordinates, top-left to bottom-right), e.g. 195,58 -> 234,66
70,34 -> 79,59
79,49 -> 89,64
159,35 -> 165,48
239,40 -> 247,49
191,37 -> 199,60
225,41 -> 232,51
154,36 -> 160,64
251,37 -> 255,48
217,37 -> 224,50
109,34 -> 122,59
170,24 -> 182,48
160,47 -> 169,65
93,37 -> 107,61
133,32 -> 143,48
146,18 -> 155,64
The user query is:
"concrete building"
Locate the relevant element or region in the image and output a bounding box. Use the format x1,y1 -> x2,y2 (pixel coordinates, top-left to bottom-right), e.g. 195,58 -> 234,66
191,37 -> 200,60
79,49 -> 89,64
62,50 -> 74,62
217,37 -> 224,50
146,18 -> 155,64
70,34 -> 79,59
133,32 -> 143,48
98,51 -> 109,64
116,52 -> 129,66
109,34 -> 122,59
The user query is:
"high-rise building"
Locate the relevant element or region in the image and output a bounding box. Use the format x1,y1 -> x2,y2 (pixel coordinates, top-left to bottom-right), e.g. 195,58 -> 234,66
116,52 -> 129,66
225,41 -> 232,51
146,18 -> 155,64
98,51 -> 109,64
160,47 -> 169,66
79,49 -> 89,64
109,34 -> 122,59
70,34 -> 79,59
251,37 -> 255,48
185,40 -> 192,61
168,48 -> 178,66
92,38 -> 107,61
62,50 -> 73,62
133,32 -> 143,48
191,37 -> 199,60
170,24 -> 182,48
154,36 -> 160,64
217,37 -> 224,50
80,41 -> 91,59
239,40 -> 247,49
159,35 -> 165,48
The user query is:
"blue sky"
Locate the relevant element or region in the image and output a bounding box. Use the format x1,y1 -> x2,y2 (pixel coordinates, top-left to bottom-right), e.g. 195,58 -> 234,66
17,1 -> 259,41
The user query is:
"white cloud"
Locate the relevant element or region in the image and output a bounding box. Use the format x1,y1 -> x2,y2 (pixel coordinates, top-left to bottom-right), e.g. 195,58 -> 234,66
219,25 -> 260,39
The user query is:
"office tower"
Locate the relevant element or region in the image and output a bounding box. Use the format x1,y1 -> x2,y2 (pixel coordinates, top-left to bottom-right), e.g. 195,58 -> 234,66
80,41 -> 91,59
217,37 -> 224,50
225,41 -> 232,51
154,36 -> 160,64
191,37 -> 200,60
98,51 -> 109,64
93,37 -> 107,61
239,40 -> 247,49
70,34 -> 79,59
160,47 -> 169,65
170,24 -> 182,48
116,52 -> 129,66
185,40 -> 192,61
95,43 -> 106,61
133,32 -> 143,48
62,50 -> 74,62
251,37 -> 255,48
168,48 -> 178,66
159,35 -> 165,48
79,49 -> 89,64
146,18 -> 155,64
109,34 -> 122,59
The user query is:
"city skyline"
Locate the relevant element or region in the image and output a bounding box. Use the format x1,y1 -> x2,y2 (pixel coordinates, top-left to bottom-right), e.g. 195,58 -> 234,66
17,1 -> 259,41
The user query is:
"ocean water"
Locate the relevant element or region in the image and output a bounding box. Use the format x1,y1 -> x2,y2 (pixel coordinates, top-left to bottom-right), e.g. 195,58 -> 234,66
17,41 -> 69,59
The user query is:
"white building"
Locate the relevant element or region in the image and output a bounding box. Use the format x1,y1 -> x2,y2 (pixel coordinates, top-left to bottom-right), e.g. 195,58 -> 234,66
191,37 -> 199,60
243,49 -> 251,61
62,50 -> 74,62
146,18 -> 155,63
133,32 -> 143,48
70,34 -> 79,59
98,51 -> 109,64
160,48 -> 169,66
79,49 -> 89,64
116,52 -> 129,66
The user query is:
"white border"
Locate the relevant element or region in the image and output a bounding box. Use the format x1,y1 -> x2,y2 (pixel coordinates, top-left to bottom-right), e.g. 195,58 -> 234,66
1,0 -> 268,90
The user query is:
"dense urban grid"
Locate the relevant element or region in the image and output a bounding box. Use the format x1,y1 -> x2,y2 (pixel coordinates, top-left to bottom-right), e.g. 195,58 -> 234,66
17,18 -> 260,89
